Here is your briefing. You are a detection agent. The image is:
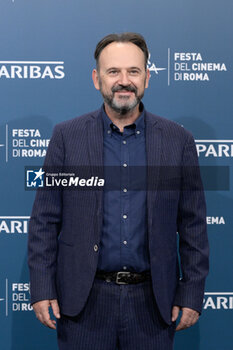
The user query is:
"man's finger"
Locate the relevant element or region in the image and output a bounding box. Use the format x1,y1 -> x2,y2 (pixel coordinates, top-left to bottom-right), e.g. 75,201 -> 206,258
32,299 -> 58,329
176,307 -> 199,331
171,305 -> 180,322
50,299 -> 61,319
40,315 -> 57,329
43,318 -> 57,330
35,307 -> 56,329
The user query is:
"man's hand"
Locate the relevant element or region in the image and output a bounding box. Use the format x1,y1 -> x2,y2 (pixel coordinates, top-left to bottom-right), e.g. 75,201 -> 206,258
172,305 -> 199,331
33,299 -> 60,329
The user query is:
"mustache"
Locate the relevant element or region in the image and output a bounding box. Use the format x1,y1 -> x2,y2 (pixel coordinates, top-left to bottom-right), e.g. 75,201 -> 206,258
112,85 -> 137,93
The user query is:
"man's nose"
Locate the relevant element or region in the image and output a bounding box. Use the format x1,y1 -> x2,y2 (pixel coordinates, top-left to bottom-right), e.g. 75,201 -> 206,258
118,72 -> 131,86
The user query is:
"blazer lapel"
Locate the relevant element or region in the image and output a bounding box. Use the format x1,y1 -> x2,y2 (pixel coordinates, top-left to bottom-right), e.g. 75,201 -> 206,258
87,110 -> 104,224
145,111 -> 162,232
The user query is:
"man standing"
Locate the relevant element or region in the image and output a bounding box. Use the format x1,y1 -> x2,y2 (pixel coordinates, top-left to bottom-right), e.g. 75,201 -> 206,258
28,33 -> 209,350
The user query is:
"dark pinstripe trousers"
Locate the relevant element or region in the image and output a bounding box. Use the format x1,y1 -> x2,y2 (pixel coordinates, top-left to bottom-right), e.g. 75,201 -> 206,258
57,278 -> 176,350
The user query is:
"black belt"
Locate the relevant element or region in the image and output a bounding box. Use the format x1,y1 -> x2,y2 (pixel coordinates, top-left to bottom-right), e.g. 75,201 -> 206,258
95,271 -> 151,284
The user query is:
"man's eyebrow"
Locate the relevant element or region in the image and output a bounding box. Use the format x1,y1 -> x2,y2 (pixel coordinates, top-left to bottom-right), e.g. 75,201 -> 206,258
129,67 -> 142,71
105,67 -> 142,72
106,67 -> 119,72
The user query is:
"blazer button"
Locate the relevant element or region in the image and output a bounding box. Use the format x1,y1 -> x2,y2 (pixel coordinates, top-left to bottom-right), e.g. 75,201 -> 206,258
93,244 -> 98,252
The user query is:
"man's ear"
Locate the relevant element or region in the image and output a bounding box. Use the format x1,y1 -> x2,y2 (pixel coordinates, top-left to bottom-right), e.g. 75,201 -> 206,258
145,68 -> 150,89
92,69 -> 100,90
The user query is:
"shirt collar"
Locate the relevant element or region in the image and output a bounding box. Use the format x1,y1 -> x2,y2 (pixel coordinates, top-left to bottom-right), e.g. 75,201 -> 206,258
101,102 -> 145,136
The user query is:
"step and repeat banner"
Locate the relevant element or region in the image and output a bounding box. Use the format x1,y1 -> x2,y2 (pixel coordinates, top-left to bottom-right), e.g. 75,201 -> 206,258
0,1 -> 232,349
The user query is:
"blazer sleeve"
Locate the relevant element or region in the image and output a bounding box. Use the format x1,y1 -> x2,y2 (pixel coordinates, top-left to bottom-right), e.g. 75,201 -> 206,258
174,134 -> 209,314
28,124 -> 64,305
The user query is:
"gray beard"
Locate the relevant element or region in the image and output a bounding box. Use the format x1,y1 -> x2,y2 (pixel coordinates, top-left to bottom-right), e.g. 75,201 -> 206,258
99,80 -> 145,116
103,93 -> 142,115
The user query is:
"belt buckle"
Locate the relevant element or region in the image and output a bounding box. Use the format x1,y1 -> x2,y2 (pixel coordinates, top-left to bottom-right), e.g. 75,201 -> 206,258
116,271 -> 131,285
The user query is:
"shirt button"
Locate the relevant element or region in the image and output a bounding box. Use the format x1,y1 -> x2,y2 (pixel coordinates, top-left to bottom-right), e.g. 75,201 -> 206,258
123,188 -> 127,192
123,214 -> 127,219
136,130 -> 140,135
123,266 -> 127,270
123,240 -> 127,245
93,244 -> 98,252
122,140 -> 127,144
123,163 -> 127,167
107,130 -> 111,134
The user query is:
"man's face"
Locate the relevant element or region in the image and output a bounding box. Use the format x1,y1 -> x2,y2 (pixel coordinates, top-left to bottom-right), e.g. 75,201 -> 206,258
92,42 -> 150,115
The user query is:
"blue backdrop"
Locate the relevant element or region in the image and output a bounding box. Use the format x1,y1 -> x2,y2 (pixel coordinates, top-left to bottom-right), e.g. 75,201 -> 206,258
0,1 -> 232,349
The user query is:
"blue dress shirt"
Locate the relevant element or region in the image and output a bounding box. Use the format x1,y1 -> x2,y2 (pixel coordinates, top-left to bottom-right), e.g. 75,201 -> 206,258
97,104 -> 150,272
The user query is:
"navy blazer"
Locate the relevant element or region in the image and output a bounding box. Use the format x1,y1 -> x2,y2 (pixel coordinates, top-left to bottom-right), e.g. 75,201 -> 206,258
28,108 -> 209,325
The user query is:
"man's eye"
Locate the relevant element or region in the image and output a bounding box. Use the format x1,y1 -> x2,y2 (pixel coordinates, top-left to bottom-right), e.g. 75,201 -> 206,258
130,70 -> 139,75
109,70 -> 118,75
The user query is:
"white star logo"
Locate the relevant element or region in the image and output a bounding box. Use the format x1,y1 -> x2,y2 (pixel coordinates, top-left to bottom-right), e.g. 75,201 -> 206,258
33,168 -> 45,181
147,53 -> 166,75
